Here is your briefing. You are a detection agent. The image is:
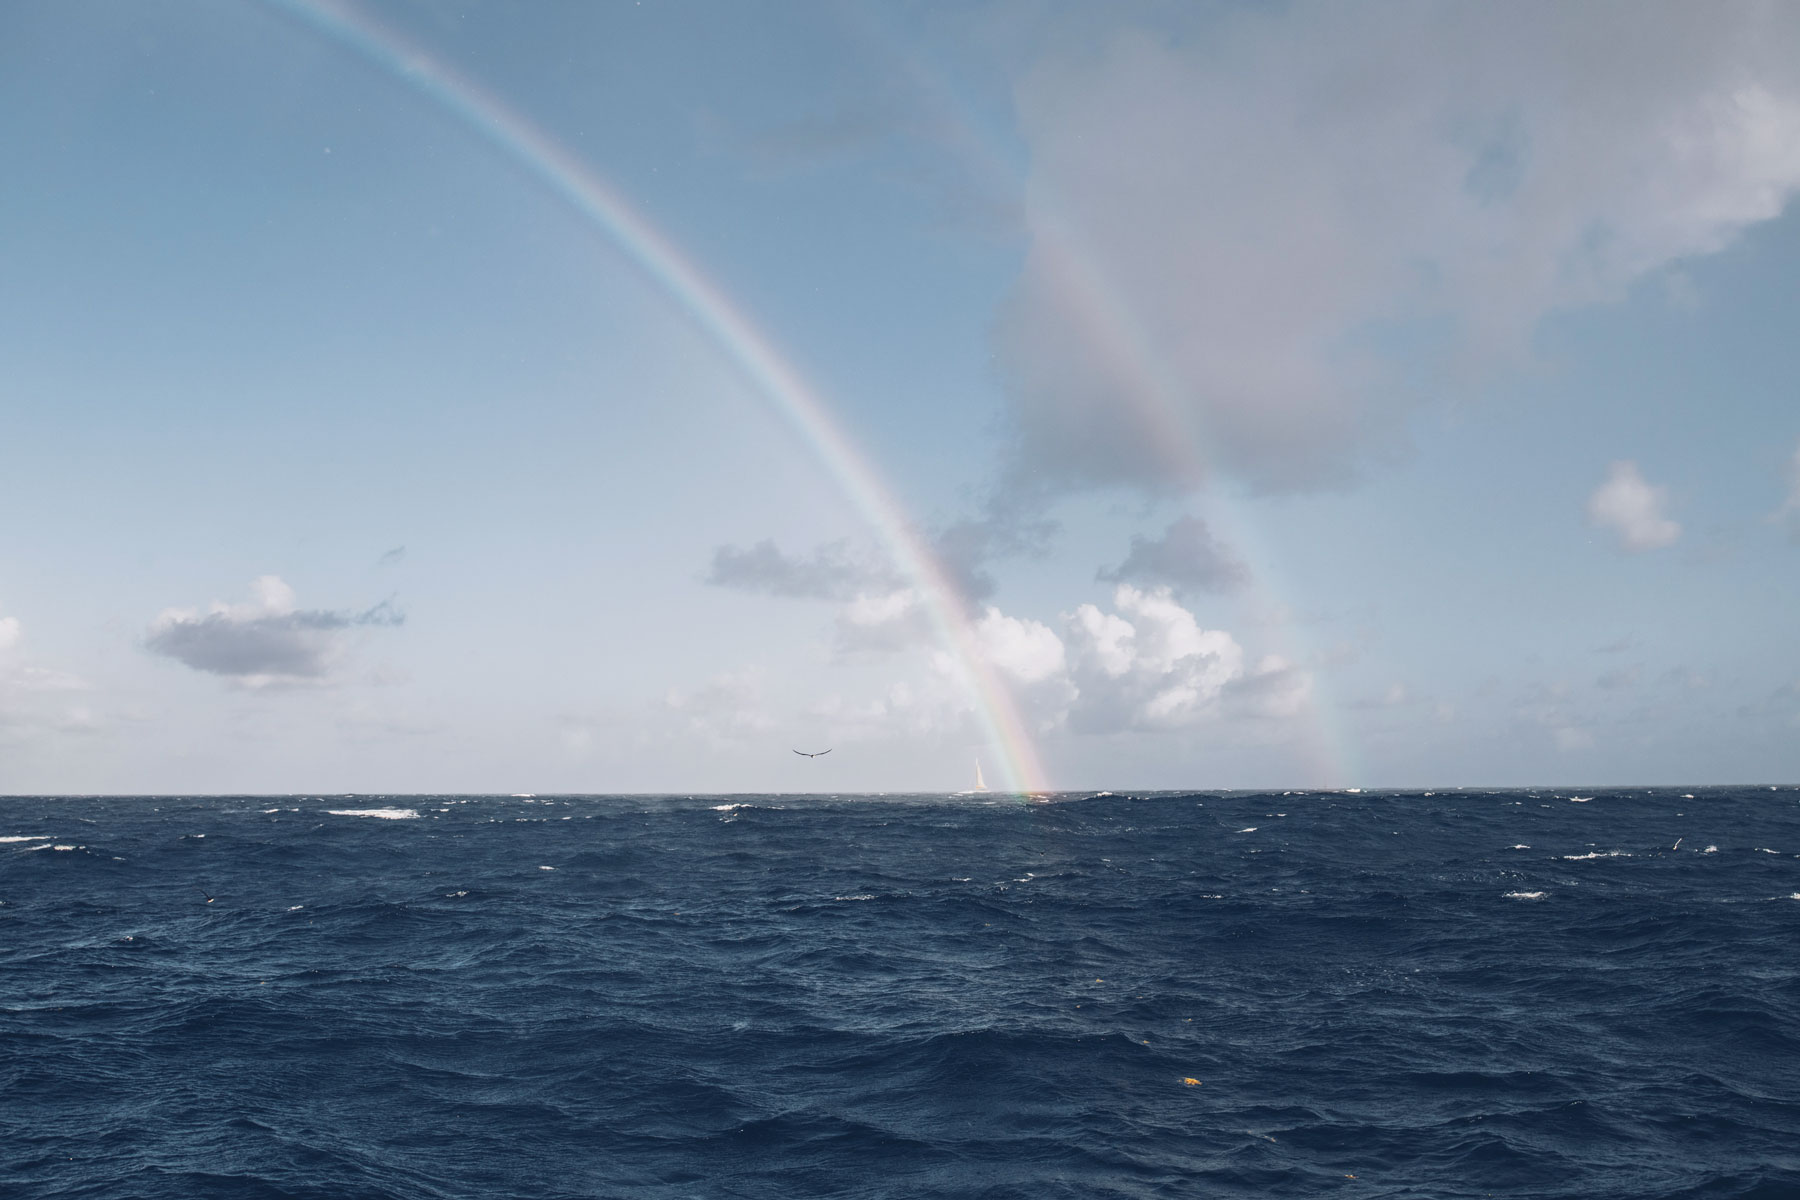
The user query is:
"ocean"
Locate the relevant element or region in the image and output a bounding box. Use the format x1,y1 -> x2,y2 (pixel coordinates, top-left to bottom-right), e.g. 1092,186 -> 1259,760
3,788 -> 1797,1199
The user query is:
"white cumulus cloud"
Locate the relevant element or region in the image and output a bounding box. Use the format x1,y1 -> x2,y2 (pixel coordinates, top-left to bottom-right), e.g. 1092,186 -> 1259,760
1588,461 -> 1681,551
945,585 -> 1312,735
972,607 -> 1066,684
1064,585 -> 1247,731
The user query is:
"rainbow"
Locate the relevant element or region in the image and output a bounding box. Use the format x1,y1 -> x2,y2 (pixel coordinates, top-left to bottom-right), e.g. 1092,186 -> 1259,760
847,15 -> 1361,786
260,0 -> 1050,793
1025,216 -> 1362,786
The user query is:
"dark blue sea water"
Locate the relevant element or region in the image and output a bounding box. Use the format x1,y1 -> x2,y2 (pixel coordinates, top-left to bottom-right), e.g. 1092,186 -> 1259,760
3,789 -> 1798,1199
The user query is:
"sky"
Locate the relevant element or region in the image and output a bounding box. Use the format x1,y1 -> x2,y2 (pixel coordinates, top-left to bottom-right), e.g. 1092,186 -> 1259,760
2,0 -> 1798,794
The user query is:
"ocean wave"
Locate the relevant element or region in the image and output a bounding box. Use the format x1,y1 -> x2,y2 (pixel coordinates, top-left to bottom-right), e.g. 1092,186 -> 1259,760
3,787 -> 1796,1198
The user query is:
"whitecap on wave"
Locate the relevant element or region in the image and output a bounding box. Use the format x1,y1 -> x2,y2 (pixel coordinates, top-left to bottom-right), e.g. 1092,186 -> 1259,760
0,835 -> 49,843
324,807 -> 420,820
1505,891 -> 1547,900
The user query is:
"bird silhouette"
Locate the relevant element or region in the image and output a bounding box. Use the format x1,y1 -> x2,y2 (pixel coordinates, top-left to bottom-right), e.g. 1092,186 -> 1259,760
792,749 -> 832,758
195,886 -> 216,904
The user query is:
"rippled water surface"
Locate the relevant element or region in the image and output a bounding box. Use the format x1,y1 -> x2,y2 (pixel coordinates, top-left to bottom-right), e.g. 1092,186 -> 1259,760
3,789 -> 1798,1198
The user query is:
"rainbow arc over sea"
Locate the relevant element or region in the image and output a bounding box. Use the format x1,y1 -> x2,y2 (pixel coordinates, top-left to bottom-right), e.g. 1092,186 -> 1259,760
265,0 -> 1051,794
841,12 -> 1360,786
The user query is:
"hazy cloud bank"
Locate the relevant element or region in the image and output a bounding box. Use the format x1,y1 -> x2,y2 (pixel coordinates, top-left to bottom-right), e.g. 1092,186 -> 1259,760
997,1 -> 1800,494
0,610 -> 101,743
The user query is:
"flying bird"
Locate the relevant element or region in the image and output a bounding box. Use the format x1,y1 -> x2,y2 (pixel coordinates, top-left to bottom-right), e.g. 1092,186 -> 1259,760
793,749 -> 832,758
195,887 -> 216,904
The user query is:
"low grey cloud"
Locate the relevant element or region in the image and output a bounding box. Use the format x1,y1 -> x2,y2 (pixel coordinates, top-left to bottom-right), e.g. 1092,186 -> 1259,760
705,523 -> 1050,663
378,545 -> 406,566
1098,516 -> 1247,593
931,510 -> 1057,603
995,2 -> 1800,495
705,539 -> 897,601
146,576 -> 401,687
710,509 -> 1054,613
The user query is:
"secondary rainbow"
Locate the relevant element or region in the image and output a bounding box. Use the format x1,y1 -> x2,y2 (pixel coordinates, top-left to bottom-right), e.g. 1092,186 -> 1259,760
848,15 -> 1362,785
262,0 -> 1050,793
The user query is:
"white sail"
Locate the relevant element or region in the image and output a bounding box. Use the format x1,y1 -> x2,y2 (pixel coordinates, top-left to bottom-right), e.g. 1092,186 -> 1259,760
973,759 -> 988,792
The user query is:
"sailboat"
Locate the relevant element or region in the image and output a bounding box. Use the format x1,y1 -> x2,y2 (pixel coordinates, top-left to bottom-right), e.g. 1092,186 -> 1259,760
954,758 -> 990,796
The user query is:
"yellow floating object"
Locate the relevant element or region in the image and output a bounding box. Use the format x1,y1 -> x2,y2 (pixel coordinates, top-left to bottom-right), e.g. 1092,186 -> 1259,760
1181,1077 -> 1202,1086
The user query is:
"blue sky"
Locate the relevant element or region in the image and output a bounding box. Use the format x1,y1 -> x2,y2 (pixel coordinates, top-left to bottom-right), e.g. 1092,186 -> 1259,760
2,0 -> 1797,793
